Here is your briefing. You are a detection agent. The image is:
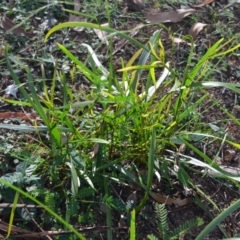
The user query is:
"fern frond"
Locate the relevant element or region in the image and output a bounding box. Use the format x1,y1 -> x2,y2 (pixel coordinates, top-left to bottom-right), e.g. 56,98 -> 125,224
147,234 -> 159,240
177,167 -> 191,187
168,217 -> 204,239
78,186 -> 95,198
155,204 -> 169,238
152,204 -> 204,240
44,191 -> 55,210
66,196 -> 80,218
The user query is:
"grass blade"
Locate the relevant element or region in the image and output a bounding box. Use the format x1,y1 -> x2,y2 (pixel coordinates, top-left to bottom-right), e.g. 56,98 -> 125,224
136,128 -> 156,213
195,199 -> 240,240
7,192 -> 19,238
45,22 -> 147,51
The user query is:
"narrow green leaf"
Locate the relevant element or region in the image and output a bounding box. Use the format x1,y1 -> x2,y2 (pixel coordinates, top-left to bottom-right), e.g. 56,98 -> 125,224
196,199 -> 240,240
56,43 -> 99,82
69,160 -> 79,198
7,192 -> 19,238
131,30 -> 161,92
136,128 -> 156,213
45,22 -> 147,51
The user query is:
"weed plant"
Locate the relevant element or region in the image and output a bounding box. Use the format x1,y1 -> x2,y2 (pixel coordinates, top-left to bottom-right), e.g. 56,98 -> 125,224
1,2 -> 240,239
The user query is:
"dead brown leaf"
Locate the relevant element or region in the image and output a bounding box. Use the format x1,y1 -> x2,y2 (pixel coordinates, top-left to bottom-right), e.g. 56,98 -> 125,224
93,23 -> 109,45
188,22 -> 207,39
150,192 -> 189,206
194,0 -> 215,7
1,15 -> 34,37
146,9 -> 196,23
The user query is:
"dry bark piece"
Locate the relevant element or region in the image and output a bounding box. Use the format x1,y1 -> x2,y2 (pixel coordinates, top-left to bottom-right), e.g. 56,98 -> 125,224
188,22 -> 207,39
1,15 -> 34,37
146,9 -> 196,23
194,0 -> 215,7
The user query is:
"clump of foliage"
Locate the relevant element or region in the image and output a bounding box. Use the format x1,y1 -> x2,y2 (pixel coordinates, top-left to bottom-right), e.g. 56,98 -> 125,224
1,1 -> 240,239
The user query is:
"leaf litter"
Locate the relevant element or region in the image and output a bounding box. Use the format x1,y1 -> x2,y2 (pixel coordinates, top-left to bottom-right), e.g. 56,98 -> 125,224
188,22 -> 207,39
4,84 -> 18,98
